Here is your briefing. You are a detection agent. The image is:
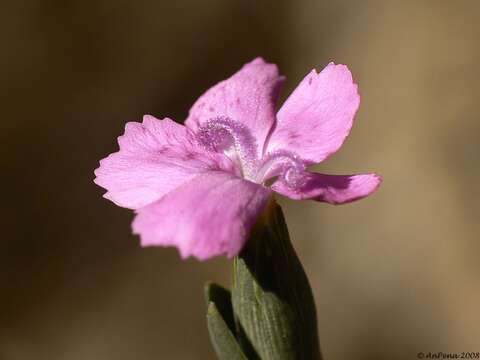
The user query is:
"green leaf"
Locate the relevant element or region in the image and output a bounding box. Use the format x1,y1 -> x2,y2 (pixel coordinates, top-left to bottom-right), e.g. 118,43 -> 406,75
232,198 -> 322,360
205,282 -> 248,360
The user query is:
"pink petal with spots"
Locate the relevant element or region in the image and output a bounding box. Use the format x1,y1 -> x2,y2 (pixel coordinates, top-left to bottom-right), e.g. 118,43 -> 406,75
272,172 -> 381,204
266,63 -> 360,165
185,58 -> 285,158
94,115 -> 236,210
132,171 -> 271,260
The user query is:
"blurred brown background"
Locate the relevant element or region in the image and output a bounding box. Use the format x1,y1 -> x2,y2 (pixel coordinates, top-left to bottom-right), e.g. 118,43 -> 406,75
2,0 -> 479,359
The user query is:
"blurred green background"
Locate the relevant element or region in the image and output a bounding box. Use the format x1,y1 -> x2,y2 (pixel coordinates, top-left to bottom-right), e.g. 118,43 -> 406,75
2,1 -> 479,359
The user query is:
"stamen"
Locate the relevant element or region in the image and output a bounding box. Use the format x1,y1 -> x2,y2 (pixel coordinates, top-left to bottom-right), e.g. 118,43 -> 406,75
255,150 -> 307,189
196,116 -> 257,176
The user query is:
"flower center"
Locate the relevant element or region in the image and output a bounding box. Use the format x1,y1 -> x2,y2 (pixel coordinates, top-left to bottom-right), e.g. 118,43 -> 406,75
254,150 -> 307,189
196,116 -> 257,177
197,117 -> 307,190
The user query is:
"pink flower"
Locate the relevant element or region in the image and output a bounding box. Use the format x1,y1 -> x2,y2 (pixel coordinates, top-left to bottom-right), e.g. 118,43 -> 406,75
94,58 -> 381,260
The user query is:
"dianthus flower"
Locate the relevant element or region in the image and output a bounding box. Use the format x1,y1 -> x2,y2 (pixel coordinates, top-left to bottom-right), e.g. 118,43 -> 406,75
94,58 -> 381,260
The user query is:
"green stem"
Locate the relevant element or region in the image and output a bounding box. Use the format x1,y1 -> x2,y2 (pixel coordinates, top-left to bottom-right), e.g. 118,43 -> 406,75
231,198 -> 322,360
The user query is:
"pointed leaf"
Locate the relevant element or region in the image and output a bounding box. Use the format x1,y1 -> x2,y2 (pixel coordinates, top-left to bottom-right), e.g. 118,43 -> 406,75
205,282 -> 247,360
205,282 -> 237,334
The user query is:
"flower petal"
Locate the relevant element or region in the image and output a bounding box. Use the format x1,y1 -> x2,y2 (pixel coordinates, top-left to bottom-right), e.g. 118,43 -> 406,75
132,171 -> 271,260
272,172 -> 381,204
185,58 -> 285,158
94,115 -> 236,210
266,63 -> 360,165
